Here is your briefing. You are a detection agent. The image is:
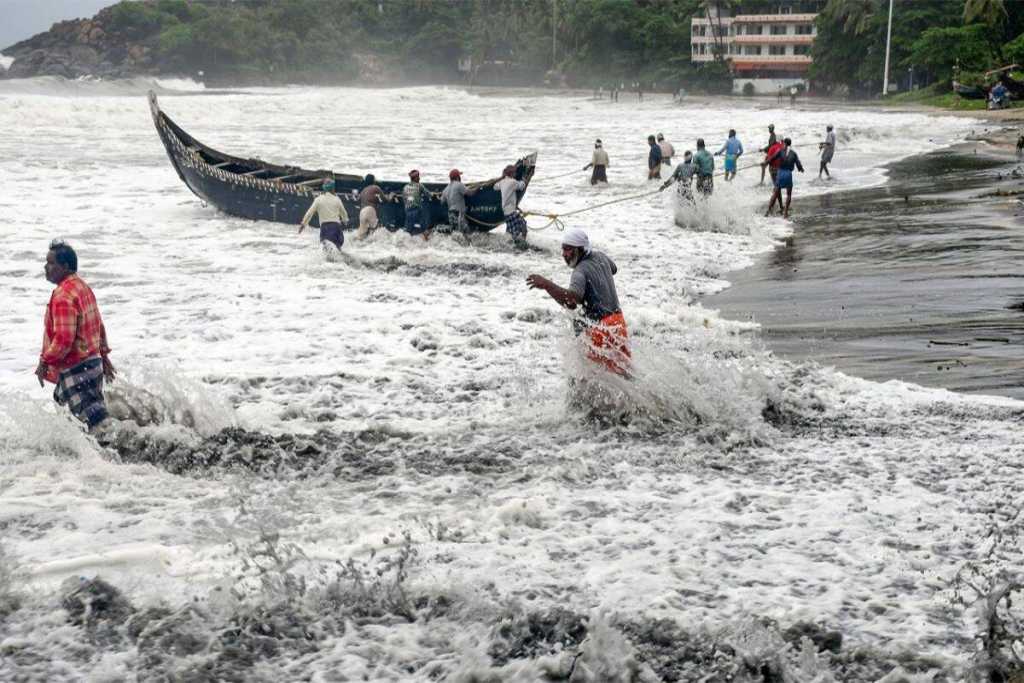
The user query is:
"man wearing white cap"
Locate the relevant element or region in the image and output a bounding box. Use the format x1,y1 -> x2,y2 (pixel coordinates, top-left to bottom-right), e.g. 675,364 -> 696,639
526,229 -> 631,376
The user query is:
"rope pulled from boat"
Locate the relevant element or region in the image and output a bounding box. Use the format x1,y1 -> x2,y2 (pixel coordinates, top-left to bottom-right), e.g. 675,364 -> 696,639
530,168 -> 587,182
466,159 -> 770,232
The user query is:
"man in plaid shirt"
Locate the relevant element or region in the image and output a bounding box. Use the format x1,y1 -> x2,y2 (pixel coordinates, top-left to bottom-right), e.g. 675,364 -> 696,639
35,241 -> 116,429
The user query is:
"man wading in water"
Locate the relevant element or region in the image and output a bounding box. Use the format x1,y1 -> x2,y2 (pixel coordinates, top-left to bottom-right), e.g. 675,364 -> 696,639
765,137 -> 805,218
660,150 -> 696,203
525,229 -> 631,377
299,178 -> 348,250
583,139 -> 609,185
693,138 -> 715,197
36,240 -> 116,431
493,165 -> 529,246
818,124 -> 836,179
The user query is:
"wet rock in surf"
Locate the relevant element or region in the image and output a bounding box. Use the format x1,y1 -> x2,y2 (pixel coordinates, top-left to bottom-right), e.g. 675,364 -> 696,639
783,621 -> 843,654
61,576 -> 133,628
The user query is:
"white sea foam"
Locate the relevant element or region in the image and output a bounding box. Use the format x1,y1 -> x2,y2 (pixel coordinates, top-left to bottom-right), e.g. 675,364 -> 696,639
0,86 -> 1017,680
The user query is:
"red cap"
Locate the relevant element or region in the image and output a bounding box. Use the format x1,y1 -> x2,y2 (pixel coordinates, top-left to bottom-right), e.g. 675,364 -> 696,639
409,169 -> 419,178
449,169 -> 461,180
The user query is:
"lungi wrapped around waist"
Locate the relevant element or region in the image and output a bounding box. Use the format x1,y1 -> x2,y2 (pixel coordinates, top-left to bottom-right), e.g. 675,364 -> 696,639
583,311 -> 631,377
53,356 -> 108,427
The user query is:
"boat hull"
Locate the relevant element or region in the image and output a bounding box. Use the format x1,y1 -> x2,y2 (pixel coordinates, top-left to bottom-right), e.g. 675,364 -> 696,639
148,91 -> 536,233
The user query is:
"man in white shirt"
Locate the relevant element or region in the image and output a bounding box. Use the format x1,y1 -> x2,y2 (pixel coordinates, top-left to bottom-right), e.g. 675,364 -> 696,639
819,124 -> 836,179
299,179 -> 349,249
583,139 -> 609,185
493,165 -> 528,246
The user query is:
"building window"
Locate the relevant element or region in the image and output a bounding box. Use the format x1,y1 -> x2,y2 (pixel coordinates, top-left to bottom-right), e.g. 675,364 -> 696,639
769,45 -> 787,55
771,25 -> 788,35
795,24 -> 813,35
747,25 -> 763,35
793,45 -> 810,55
744,45 -> 762,56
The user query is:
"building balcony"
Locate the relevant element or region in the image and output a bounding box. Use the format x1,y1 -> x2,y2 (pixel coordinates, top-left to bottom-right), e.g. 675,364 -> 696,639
733,13 -> 817,23
733,34 -> 815,44
692,17 -> 734,26
732,56 -> 812,71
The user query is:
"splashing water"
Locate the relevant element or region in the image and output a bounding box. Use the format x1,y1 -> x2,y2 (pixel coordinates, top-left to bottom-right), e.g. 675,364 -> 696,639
1,81 -> 1020,680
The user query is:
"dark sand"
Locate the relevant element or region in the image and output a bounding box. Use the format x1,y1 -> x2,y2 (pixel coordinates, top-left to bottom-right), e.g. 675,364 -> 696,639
708,135 -> 1024,399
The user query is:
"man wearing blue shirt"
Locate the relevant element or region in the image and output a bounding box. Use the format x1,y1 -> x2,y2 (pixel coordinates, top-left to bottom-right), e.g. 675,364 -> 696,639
715,129 -> 744,181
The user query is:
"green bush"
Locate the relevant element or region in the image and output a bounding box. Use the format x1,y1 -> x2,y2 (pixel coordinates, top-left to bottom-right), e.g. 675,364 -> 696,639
742,82 -> 755,96
108,1 -> 166,38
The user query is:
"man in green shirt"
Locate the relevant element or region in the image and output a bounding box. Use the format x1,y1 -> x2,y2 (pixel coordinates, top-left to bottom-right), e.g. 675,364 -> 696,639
693,138 -> 714,197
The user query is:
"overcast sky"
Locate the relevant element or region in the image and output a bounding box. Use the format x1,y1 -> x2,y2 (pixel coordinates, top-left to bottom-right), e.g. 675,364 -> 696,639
0,0 -> 114,52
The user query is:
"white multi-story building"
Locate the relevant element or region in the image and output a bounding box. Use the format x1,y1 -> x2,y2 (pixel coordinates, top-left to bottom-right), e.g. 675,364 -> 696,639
692,2 -> 821,95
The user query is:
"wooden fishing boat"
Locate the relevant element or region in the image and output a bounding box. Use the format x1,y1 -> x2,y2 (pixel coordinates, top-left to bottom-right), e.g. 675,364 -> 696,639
148,91 -> 536,232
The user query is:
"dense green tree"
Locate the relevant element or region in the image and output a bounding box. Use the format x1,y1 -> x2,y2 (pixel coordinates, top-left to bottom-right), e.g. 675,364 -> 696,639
909,25 -> 993,78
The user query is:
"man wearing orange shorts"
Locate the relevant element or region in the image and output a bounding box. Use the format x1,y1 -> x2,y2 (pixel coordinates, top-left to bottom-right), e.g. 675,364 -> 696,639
526,229 -> 631,377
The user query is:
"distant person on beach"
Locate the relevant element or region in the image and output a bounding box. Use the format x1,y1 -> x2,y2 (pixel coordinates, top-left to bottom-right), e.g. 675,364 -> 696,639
765,137 -> 804,218
789,86 -> 797,106
693,138 -> 715,196
299,178 -> 348,250
764,137 -> 786,212
658,133 -> 675,167
583,139 -> 610,184
777,86 -> 783,103
1017,132 -> 1024,160
36,240 -> 116,431
493,164 -> 528,246
660,150 -> 695,203
525,228 -> 631,377
759,124 -> 778,185
355,174 -> 384,240
818,124 -> 836,179
441,169 -> 477,234
715,129 -> 744,181
647,135 -> 663,180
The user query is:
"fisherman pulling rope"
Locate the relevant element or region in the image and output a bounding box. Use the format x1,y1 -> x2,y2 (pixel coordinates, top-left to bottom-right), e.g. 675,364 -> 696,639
526,228 -> 632,377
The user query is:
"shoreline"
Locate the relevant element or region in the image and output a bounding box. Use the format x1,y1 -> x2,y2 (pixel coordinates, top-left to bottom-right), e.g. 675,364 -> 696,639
707,124 -> 1024,399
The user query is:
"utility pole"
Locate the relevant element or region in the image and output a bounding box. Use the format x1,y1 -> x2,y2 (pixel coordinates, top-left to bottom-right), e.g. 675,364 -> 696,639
552,0 -> 558,68
882,0 -> 894,95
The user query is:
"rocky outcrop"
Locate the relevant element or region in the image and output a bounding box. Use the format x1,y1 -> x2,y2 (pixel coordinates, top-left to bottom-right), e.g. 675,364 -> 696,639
1,8 -> 158,80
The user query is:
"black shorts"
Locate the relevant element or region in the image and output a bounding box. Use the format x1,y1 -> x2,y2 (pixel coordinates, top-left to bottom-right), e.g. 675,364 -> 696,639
320,221 -> 344,248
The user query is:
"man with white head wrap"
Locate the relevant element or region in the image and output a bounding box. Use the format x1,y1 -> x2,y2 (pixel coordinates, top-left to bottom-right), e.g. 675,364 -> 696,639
526,229 -> 631,376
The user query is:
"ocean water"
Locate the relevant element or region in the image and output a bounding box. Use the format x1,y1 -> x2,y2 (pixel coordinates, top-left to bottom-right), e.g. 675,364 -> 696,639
1,78 -> 1022,681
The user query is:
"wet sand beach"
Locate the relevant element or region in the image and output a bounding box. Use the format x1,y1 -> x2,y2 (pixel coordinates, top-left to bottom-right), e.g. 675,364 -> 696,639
709,134 -> 1024,399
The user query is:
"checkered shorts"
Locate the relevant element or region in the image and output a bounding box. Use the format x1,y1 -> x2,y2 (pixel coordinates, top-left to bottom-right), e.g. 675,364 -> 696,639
53,357 -> 108,427
504,211 -> 528,237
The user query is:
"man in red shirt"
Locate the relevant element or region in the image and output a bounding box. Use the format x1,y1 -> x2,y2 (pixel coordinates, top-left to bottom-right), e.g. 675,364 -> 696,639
35,241 -> 116,429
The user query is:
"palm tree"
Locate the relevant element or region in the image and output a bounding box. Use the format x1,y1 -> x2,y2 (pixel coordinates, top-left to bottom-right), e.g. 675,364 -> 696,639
964,0 -> 1007,27
700,0 -> 732,64
822,0 -> 879,36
